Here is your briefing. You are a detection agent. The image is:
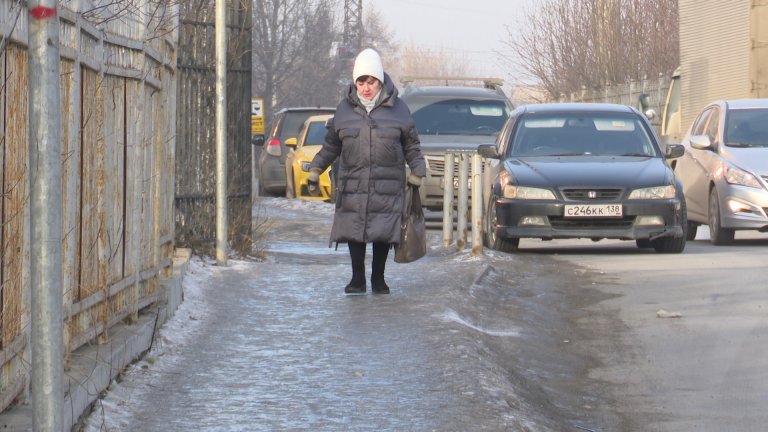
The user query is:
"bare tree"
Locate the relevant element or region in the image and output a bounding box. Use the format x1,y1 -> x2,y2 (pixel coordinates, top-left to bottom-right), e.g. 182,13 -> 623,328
252,0 -> 341,125
388,44 -> 472,87
276,0 -> 340,108
360,5 -> 398,62
502,0 -> 678,100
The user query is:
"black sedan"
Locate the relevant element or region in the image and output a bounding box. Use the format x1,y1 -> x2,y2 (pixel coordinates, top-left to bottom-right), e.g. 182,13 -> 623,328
478,103 -> 687,253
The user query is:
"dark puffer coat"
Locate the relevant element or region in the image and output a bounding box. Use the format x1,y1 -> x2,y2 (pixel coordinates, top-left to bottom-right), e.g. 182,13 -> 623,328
310,73 -> 426,244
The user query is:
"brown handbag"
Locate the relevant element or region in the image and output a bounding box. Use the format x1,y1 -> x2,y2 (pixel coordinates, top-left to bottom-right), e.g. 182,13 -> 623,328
394,185 -> 427,263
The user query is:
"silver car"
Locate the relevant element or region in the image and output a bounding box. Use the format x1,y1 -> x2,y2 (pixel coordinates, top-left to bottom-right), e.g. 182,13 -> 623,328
400,78 -> 514,211
675,99 -> 768,244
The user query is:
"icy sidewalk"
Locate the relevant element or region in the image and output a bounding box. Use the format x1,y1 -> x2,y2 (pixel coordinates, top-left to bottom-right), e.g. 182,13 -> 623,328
80,198 -> 613,431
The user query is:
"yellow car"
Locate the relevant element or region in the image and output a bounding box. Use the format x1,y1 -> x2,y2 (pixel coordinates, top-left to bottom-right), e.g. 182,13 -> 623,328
284,114 -> 334,201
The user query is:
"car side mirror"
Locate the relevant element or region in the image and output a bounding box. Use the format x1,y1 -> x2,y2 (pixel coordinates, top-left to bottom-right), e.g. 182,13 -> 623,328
252,135 -> 265,146
665,144 -> 685,159
285,137 -> 298,149
689,135 -> 713,150
477,144 -> 501,159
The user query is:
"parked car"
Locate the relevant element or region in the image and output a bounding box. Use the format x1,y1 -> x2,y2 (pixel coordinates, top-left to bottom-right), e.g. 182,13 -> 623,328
284,114 -> 334,201
399,77 -> 514,210
478,103 -> 687,253
257,106 -> 335,196
674,99 -> 768,244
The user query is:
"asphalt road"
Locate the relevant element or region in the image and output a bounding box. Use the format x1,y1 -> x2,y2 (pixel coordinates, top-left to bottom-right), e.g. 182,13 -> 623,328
513,229 -> 768,431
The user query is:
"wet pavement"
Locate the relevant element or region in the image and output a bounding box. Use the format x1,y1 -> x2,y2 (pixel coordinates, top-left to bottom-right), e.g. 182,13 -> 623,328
82,198 -> 624,431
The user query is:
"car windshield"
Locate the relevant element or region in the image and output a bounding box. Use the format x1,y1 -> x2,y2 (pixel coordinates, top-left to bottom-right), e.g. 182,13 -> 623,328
304,121 -> 328,146
281,110 -> 332,140
410,98 -> 510,136
725,108 -> 768,147
509,112 -> 658,157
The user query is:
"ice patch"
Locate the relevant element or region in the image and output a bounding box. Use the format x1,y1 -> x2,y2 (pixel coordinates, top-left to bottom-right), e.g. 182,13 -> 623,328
441,308 -> 520,337
255,196 -> 334,215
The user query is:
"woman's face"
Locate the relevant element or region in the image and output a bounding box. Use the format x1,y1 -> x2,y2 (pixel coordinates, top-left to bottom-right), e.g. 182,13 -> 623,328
355,76 -> 381,100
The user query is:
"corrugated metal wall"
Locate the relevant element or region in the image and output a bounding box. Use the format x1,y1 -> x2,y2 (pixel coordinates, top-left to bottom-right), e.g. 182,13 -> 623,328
678,0 -> 751,132
175,0 -> 253,254
752,1 -> 768,99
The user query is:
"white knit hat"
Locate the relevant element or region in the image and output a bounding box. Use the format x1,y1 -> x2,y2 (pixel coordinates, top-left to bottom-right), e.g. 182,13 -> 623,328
352,48 -> 384,83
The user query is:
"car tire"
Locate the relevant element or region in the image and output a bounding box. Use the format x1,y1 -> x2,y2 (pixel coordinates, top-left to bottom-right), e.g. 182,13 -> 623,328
635,239 -> 652,249
285,170 -> 295,199
708,187 -> 734,245
258,177 -> 267,197
484,195 -> 519,252
652,194 -> 687,253
686,221 -> 698,241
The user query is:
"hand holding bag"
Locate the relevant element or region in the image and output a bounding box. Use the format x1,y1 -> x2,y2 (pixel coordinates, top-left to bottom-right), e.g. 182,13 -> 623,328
394,184 -> 427,263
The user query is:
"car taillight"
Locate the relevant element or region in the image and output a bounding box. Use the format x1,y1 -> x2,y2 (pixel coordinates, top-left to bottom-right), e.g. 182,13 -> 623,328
266,138 -> 282,156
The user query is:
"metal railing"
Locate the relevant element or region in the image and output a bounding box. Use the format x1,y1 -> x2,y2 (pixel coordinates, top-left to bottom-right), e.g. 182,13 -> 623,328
441,153 -> 485,255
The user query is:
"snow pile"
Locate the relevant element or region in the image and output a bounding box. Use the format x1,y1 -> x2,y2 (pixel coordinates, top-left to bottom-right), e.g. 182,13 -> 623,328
81,256 -> 223,431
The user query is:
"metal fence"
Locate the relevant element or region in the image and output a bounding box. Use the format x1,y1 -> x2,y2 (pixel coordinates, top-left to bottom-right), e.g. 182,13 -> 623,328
557,74 -> 673,133
174,0 -> 252,254
0,0 -> 177,412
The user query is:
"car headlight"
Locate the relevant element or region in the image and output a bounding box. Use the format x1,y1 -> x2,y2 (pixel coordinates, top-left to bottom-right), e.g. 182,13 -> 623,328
628,185 -> 676,199
724,165 -> 762,189
502,185 -> 556,199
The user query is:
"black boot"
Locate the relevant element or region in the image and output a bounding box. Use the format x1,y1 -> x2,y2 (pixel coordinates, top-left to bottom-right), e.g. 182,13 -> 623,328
345,242 -> 366,294
371,242 -> 390,294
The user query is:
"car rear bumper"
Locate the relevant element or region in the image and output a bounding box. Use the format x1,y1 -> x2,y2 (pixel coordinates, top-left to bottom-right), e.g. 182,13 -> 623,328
493,198 -> 684,240
258,155 -> 286,193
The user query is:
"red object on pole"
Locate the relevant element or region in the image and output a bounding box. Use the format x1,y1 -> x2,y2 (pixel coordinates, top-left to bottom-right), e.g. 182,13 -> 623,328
29,5 -> 57,19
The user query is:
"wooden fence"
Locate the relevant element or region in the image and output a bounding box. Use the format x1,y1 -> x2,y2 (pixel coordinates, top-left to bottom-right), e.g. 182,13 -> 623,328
0,0 -> 177,412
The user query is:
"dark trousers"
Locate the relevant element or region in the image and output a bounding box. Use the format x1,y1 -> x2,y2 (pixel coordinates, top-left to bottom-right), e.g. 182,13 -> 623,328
348,241 -> 389,283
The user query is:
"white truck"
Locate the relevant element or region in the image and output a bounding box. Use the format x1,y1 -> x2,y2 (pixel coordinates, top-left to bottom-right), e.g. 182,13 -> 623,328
659,0 -> 768,144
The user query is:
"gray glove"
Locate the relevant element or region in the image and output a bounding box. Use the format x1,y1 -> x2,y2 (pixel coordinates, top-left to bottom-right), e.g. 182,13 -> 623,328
407,173 -> 424,187
307,168 -> 322,196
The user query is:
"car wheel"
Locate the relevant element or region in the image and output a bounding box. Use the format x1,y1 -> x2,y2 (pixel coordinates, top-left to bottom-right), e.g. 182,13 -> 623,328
635,239 -> 652,249
258,176 -> 267,197
686,221 -> 699,241
652,194 -> 687,253
285,170 -> 295,199
484,195 -> 519,252
708,187 -> 734,245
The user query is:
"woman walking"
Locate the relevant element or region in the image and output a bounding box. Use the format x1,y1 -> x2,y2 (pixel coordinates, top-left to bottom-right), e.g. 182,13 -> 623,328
308,48 -> 426,294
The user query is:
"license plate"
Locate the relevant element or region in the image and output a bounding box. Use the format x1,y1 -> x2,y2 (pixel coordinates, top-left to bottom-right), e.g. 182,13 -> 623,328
564,204 -> 622,218
452,177 -> 471,189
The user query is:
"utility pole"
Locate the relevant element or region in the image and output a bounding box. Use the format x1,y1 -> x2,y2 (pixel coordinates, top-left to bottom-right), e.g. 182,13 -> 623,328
27,1 -> 64,430
216,0 -> 228,265
336,0 -> 363,83
343,0 -> 363,55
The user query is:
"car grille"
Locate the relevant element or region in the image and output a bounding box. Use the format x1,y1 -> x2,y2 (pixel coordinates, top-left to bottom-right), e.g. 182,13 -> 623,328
560,188 -> 623,201
425,154 -> 457,176
549,216 -> 636,229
